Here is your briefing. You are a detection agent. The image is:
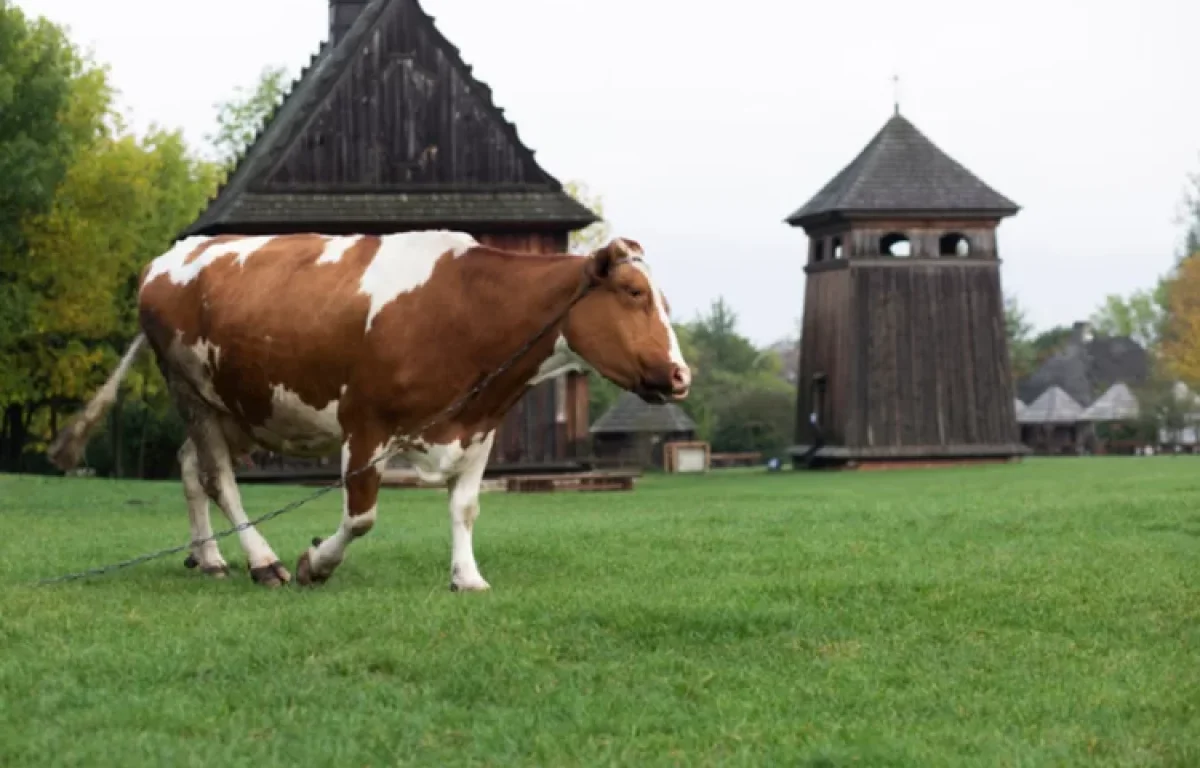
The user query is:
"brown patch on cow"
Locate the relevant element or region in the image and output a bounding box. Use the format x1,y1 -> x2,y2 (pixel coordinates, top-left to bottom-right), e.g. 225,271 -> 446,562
139,233 -> 381,433
358,246 -> 591,448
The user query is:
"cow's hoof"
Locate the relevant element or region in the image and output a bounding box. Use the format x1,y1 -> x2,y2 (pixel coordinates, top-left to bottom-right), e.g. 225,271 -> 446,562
184,554 -> 230,579
449,577 -> 491,593
295,549 -> 329,588
201,564 -> 231,579
248,561 -> 291,588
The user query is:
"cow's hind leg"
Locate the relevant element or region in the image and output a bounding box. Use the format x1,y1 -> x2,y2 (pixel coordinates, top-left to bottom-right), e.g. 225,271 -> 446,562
447,431 -> 495,593
296,430 -> 385,586
187,410 -> 290,587
178,437 -> 230,578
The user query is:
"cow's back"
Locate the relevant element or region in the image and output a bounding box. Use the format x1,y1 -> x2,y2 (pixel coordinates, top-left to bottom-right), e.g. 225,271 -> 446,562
136,232 -> 476,453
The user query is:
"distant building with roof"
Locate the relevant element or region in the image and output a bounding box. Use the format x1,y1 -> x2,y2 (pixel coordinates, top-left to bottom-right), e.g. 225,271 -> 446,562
784,108 -> 1025,469
1015,321 -> 1151,454
590,392 -> 698,469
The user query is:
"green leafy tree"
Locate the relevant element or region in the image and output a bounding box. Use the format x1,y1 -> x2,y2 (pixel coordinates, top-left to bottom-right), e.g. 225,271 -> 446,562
0,5 -> 99,468
1005,293 -> 1036,382
565,180 -> 612,255
1090,284 -> 1169,351
0,7 -> 220,472
207,64 -> 289,172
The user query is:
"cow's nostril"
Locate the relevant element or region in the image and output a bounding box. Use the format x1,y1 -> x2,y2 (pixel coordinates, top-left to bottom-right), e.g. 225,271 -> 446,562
671,365 -> 692,389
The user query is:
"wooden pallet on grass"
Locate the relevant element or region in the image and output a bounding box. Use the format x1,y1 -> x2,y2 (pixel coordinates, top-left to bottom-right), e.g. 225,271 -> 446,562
505,471 -> 639,493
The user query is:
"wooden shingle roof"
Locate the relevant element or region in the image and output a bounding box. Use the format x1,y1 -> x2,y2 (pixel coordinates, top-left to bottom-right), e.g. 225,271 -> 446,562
1017,386 -> 1084,425
1017,324 -> 1150,407
785,112 -> 1019,227
590,392 -> 697,435
183,0 -> 597,237
1079,382 -> 1140,422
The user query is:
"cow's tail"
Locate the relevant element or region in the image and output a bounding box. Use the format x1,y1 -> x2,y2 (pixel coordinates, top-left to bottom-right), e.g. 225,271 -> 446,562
47,333 -> 148,472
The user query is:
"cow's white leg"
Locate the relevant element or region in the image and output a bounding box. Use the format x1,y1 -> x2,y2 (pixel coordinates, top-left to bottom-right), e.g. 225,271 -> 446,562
179,438 -> 229,578
296,433 -> 384,586
190,414 -> 289,587
446,431 -> 495,592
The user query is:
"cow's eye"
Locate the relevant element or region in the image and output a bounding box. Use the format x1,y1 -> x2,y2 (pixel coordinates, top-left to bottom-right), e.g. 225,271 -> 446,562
626,287 -> 643,299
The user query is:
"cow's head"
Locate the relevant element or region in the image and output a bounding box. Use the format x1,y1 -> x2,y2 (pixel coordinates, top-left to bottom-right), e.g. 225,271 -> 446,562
564,238 -> 691,404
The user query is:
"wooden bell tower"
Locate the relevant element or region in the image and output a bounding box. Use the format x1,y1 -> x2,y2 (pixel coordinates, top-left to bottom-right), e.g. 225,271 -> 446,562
785,109 -> 1027,468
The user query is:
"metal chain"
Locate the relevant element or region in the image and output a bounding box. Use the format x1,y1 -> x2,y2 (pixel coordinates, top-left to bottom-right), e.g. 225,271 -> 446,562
34,262 -> 610,587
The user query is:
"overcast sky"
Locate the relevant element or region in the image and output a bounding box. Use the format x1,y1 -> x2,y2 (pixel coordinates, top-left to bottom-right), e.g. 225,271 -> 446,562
17,0 -> 1200,345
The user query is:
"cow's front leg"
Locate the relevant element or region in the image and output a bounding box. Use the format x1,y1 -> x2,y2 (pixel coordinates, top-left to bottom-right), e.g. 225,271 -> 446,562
296,432 -> 385,586
446,431 -> 495,592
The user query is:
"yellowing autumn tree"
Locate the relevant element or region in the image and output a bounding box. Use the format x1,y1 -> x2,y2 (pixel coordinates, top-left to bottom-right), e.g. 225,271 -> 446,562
1160,252 -> 1200,384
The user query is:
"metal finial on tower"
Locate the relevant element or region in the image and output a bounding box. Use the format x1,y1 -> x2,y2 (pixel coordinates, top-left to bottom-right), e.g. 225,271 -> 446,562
892,74 -> 901,115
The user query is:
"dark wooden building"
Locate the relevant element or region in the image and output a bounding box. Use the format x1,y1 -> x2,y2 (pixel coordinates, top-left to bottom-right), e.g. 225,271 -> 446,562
589,392 -> 697,469
784,109 -> 1027,468
185,0 -> 599,472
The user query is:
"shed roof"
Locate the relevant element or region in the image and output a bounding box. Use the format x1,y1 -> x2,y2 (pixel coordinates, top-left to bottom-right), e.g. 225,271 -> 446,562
590,392 -> 697,434
1079,382 -> 1140,422
1018,386 -> 1084,424
1014,397 -> 1028,419
1017,323 -> 1150,407
785,112 -> 1019,227
183,0 -> 597,237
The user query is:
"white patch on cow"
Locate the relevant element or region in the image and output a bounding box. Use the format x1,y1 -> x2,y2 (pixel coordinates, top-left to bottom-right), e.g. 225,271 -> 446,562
308,440 -> 386,576
400,431 -> 489,485
527,334 -> 589,386
251,385 -> 343,457
359,230 -> 478,332
316,235 -> 361,265
446,430 -> 495,591
629,259 -> 688,370
142,235 -> 276,287
172,336 -> 225,406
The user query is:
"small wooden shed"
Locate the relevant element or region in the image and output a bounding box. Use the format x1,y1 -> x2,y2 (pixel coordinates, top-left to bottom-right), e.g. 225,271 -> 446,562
1017,386 -> 1084,454
188,0 -> 599,476
589,392 -> 697,469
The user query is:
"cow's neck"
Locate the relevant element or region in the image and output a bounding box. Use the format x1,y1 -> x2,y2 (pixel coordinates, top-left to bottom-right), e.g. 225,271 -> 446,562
444,249 -> 589,425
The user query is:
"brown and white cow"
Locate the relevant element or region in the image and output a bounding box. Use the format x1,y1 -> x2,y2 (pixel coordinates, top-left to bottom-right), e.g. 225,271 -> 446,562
47,230 -> 690,590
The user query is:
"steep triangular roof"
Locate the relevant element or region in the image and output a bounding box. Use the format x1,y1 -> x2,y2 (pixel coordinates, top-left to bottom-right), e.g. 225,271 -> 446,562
785,112 -> 1019,227
1079,382 -> 1140,422
184,0 -> 597,236
1018,386 -> 1084,424
590,392 -> 697,434
1014,397 -> 1028,419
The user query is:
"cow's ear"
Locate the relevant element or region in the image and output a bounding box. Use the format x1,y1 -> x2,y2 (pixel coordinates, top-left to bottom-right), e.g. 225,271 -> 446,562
588,238 -> 631,281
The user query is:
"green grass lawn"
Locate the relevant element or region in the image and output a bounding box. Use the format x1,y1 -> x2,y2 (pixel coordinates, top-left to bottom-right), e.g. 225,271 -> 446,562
1,458 -> 1198,767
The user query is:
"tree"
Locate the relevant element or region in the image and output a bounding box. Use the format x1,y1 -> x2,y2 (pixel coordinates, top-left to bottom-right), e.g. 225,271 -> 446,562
662,297 -> 795,456
1090,284 -> 1169,351
0,8 -> 220,472
207,64 -> 289,172
564,180 -> 612,255
1160,249 -> 1200,386
1179,159 -> 1200,258
0,5 -> 101,468
1005,293 -> 1036,382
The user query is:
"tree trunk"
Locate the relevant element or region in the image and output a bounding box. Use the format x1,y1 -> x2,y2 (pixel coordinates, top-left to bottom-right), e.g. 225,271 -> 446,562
136,404 -> 148,479
3,404 -> 28,473
111,391 -> 125,478
1,405 -> 16,471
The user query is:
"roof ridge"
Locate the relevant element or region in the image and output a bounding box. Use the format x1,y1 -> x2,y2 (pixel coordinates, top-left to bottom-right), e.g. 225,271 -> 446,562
181,0 -> 597,237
